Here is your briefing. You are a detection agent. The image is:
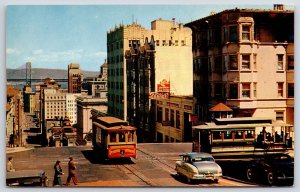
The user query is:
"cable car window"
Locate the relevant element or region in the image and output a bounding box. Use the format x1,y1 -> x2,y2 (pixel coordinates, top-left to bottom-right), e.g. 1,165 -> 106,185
212,131 -> 222,140
245,130 -> 254,139
110,132 -> 116,142
128,131 -> 133,142
119,132 -> 125,142
224,131 -> 232,139
235,131 -> 243,139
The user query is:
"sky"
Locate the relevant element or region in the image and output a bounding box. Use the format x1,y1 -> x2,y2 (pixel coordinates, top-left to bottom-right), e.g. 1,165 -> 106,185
6,4 -> 291,72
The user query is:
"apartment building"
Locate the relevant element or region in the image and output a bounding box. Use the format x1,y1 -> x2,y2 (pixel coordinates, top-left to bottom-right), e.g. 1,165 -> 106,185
185,5 -> 294,126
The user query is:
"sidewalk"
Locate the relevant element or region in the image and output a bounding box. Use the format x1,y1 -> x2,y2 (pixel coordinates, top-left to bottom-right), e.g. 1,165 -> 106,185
6,146 -> 34,154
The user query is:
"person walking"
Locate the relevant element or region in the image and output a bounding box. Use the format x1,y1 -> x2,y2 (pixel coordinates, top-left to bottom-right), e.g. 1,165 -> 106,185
65,157 -> 78,185
7,157 -> 15,172
9,134 -> 14,148
53,160 -> 64,186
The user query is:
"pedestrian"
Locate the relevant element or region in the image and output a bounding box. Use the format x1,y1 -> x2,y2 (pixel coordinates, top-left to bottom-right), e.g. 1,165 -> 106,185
9,134 -> 14,148
65,157 -> 78,185
7,157 -> 15,172
53,160 -> 64,186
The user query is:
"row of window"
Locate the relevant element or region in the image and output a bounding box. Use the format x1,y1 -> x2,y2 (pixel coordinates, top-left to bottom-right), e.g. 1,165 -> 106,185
107,106 -> 124,118
108,94 -> 124,104
107,40 -> 124,52
107,54 -> 124,65
194,54 -> 294,72
157,107 -> 181,129
155,40 -> 186,47
108,68 -> 123,76
45,96 -> 66,100
211,82 -> 294,99
108,81 -> 124,90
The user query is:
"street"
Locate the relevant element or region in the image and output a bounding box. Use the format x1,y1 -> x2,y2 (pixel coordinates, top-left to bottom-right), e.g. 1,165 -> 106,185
8,143 -> 255,187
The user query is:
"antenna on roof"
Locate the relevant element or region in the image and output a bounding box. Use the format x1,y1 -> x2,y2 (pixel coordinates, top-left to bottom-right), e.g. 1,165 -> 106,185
132,14 -> 134,24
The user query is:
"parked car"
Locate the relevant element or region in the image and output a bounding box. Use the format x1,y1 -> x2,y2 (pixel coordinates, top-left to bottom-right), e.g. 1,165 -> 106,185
6,169 -> 48,186
246,153 -> 294,185
175,152 -> 222,183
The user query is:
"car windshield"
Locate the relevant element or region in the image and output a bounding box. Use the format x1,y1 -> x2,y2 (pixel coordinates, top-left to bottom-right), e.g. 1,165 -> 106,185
192,157 -> 214,162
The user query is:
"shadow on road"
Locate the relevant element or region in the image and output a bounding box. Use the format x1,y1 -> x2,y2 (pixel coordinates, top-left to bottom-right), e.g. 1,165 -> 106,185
170,173 -> 218,185
81,149 -> 135,165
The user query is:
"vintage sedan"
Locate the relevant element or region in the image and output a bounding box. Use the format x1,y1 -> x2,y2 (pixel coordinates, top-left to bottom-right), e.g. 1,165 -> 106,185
246,153 -> 294,185
175,152 -> 222,183
6,169 -> 48,186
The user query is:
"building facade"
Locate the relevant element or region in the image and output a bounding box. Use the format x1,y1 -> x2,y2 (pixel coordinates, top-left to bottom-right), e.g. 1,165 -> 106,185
76,96 -> 108,142
68,63 -> 83,94
6,86 -> 25,146
185,6 -> 294,126
155,96 -> 194,142
66,93 -> 81,125
23,85 -> 36,114
82,61 -> 108,99
124,19 -> 193,141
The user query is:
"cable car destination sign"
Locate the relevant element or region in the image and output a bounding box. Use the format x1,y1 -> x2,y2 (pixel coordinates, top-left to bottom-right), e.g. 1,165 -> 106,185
149,79 -> 170,100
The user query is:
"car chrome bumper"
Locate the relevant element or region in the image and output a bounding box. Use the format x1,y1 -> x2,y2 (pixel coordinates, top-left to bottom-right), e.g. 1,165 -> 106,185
192,173 -> 222,180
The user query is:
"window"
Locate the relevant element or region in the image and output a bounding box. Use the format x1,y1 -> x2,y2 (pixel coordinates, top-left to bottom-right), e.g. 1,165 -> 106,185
181,40 -> 185,46
228,55 -> 238,70
110,132 -> 116,142
156,40 -> 159,46
276,111 -> 284,121
157,107 -> 162,123
277,54 -> 284,70
278,82 -> 283,97
214,56 -> 222,72
175,40 -> 178,46
119,132 -> 125,142
253,54 -> 257,70
242,83 -> 251,98
242,25 -> 250,40
162,40 -> 167,46
229,26 -> 237,42
223,26 -> 228,42
229,84 -> 238,99
165,108 -> 169,121
176,110 -> 180,128
214,83 -> 222,98
169,40 -> 172,46
287,55 -> 294,70
241,55 -> 250,69
253,82 -> 257,98
171,109 -> 175,127
288,83 -> 294,98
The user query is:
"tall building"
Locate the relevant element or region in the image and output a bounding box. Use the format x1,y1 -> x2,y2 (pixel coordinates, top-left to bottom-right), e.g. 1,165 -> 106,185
107,19 -> 193,125
107,23 -> 146,120
6,86 -> 24,146
23,85 -> 36,114
185,5 -> 294,126
68,63 -> 83,93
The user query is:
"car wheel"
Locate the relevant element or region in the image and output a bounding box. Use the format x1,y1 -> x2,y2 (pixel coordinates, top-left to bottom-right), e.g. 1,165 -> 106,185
214,179 -> 219,183
266,171 -> 274,185
246,167 -> 255,181
186,176 -> 192,183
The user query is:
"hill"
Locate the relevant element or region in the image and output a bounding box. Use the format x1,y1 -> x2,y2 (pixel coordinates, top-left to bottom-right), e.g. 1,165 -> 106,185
6,68 -> 99,79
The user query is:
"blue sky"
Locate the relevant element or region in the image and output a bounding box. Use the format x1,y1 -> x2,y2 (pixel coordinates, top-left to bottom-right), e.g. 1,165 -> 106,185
6,4 -> 283,71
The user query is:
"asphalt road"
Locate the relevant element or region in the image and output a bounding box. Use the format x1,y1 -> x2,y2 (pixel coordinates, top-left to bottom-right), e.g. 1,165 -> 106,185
7,143 -> 255,187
